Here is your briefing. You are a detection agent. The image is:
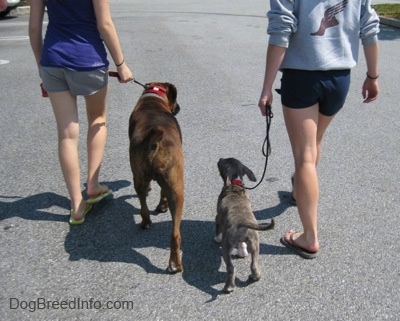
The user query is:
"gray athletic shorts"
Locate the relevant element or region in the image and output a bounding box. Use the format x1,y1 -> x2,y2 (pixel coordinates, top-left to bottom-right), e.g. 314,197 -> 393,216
40,66 -> 108,96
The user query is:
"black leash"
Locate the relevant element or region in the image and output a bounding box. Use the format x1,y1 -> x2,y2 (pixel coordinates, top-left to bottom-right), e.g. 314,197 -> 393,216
108,71 -> 148,89
109,69 -> 273,190
245,103 -> 273,190
132,79 -> 148,89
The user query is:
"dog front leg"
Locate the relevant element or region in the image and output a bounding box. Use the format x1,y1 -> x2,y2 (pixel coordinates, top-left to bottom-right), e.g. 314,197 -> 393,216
214,213 -> 222,243
155,187 -> 168,213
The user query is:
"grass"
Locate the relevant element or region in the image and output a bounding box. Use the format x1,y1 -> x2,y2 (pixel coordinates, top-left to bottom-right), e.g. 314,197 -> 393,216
372,4 -> 400,20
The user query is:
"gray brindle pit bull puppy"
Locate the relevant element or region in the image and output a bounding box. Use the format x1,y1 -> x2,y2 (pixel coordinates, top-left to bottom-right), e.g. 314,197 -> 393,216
215,158 -> 275,293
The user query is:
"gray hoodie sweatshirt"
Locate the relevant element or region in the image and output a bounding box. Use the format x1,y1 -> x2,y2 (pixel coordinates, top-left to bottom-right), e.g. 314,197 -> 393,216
267,0 -> 380,70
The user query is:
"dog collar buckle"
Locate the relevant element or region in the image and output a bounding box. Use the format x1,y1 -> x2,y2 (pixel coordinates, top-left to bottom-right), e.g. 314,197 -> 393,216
231,179 -> 243,186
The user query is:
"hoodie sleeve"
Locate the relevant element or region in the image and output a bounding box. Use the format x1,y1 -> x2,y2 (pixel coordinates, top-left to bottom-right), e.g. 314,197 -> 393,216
360,0 -> 380,45
267,0 -> 297,48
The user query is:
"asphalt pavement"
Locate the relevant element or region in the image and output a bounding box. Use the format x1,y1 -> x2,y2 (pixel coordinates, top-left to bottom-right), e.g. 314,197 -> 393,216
1,1 -> 400,320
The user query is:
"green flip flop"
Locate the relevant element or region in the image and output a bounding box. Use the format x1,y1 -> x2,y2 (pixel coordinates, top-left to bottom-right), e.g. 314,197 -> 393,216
86,187 -> 113,204
69,203 -> 92,225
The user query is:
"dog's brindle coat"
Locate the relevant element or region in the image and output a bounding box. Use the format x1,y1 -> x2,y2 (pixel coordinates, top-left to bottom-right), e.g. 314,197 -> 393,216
129,82 -> 184,273
216,158 -> 275,293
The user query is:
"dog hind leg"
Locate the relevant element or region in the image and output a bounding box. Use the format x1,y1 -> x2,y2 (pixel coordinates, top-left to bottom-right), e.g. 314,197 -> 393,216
134,178 -> 152,229
167,190 -> 184,273
222,243 -> 236,293
247,240 -> 261,281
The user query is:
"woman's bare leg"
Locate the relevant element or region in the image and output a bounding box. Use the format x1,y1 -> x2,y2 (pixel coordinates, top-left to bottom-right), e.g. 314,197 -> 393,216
49,91 -> 86,219
84,86 -> 110,196
282,104 -> 335,253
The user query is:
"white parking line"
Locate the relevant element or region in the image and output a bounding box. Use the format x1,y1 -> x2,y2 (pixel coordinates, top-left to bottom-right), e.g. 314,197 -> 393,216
0,36 -> 29,41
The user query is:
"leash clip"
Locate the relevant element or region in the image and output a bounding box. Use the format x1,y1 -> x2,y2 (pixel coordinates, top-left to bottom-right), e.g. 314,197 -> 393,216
133,79 -> 148,89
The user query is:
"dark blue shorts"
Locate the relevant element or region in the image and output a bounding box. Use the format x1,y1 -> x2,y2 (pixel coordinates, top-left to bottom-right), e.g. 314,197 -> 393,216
280,69 -> 351,116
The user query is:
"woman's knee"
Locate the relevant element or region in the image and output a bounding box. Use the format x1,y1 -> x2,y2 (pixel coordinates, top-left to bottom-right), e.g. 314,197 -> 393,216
57,123 -> 80,141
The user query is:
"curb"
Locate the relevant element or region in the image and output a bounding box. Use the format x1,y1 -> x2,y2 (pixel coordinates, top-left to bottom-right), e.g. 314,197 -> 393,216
10,5 -> 30,15
379,16 -> 400,28
10,6 -> 400,29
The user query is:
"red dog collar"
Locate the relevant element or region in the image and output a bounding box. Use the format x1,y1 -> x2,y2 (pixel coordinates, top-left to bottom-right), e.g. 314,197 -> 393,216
231,179 -> 243,186
144,85 -> 167,96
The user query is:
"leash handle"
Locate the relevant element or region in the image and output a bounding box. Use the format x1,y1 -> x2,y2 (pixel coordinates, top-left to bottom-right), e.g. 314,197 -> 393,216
40,83 -> 48,98
108,71 -> 120,79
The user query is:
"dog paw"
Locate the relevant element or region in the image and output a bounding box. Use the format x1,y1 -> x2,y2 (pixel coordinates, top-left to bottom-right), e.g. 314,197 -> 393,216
222,285 -> 235,293
155,204 -> 168,213
167,264 -> 183,274
249,273 -> 261,282
214,234 -> 222,243
140,220 -> 152,229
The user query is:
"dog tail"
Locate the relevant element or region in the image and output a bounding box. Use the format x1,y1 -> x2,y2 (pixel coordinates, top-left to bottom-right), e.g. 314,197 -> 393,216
147,126 -> 164,160
238,219 -> 275,231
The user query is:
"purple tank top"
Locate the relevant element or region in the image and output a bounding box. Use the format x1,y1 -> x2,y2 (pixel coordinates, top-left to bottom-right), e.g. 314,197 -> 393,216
40,0 -> 109,71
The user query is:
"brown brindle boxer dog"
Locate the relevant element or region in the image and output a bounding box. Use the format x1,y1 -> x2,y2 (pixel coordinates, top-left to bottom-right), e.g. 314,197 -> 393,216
128,82 -> 184,273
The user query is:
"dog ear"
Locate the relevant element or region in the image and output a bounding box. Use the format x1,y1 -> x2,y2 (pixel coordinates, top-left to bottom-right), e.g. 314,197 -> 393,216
243,165 -> 257,182
218,158 -> 231,185
221,174 -> 228,185
163,83 -> 180,115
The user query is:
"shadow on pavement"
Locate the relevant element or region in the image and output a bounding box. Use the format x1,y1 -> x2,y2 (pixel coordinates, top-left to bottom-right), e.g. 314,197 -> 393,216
63,186 -> 292,301
1,179 -> 291,301
181,189 -> 292,300
0,179 -> 131,223
0,192 -> 69,222
65,193 -> 165,273
378,24 -> 400,40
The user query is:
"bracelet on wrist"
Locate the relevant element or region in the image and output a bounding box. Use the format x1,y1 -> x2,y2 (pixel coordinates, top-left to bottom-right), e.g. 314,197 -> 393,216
115,59 -> 125,67
366,72 -> 379,80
